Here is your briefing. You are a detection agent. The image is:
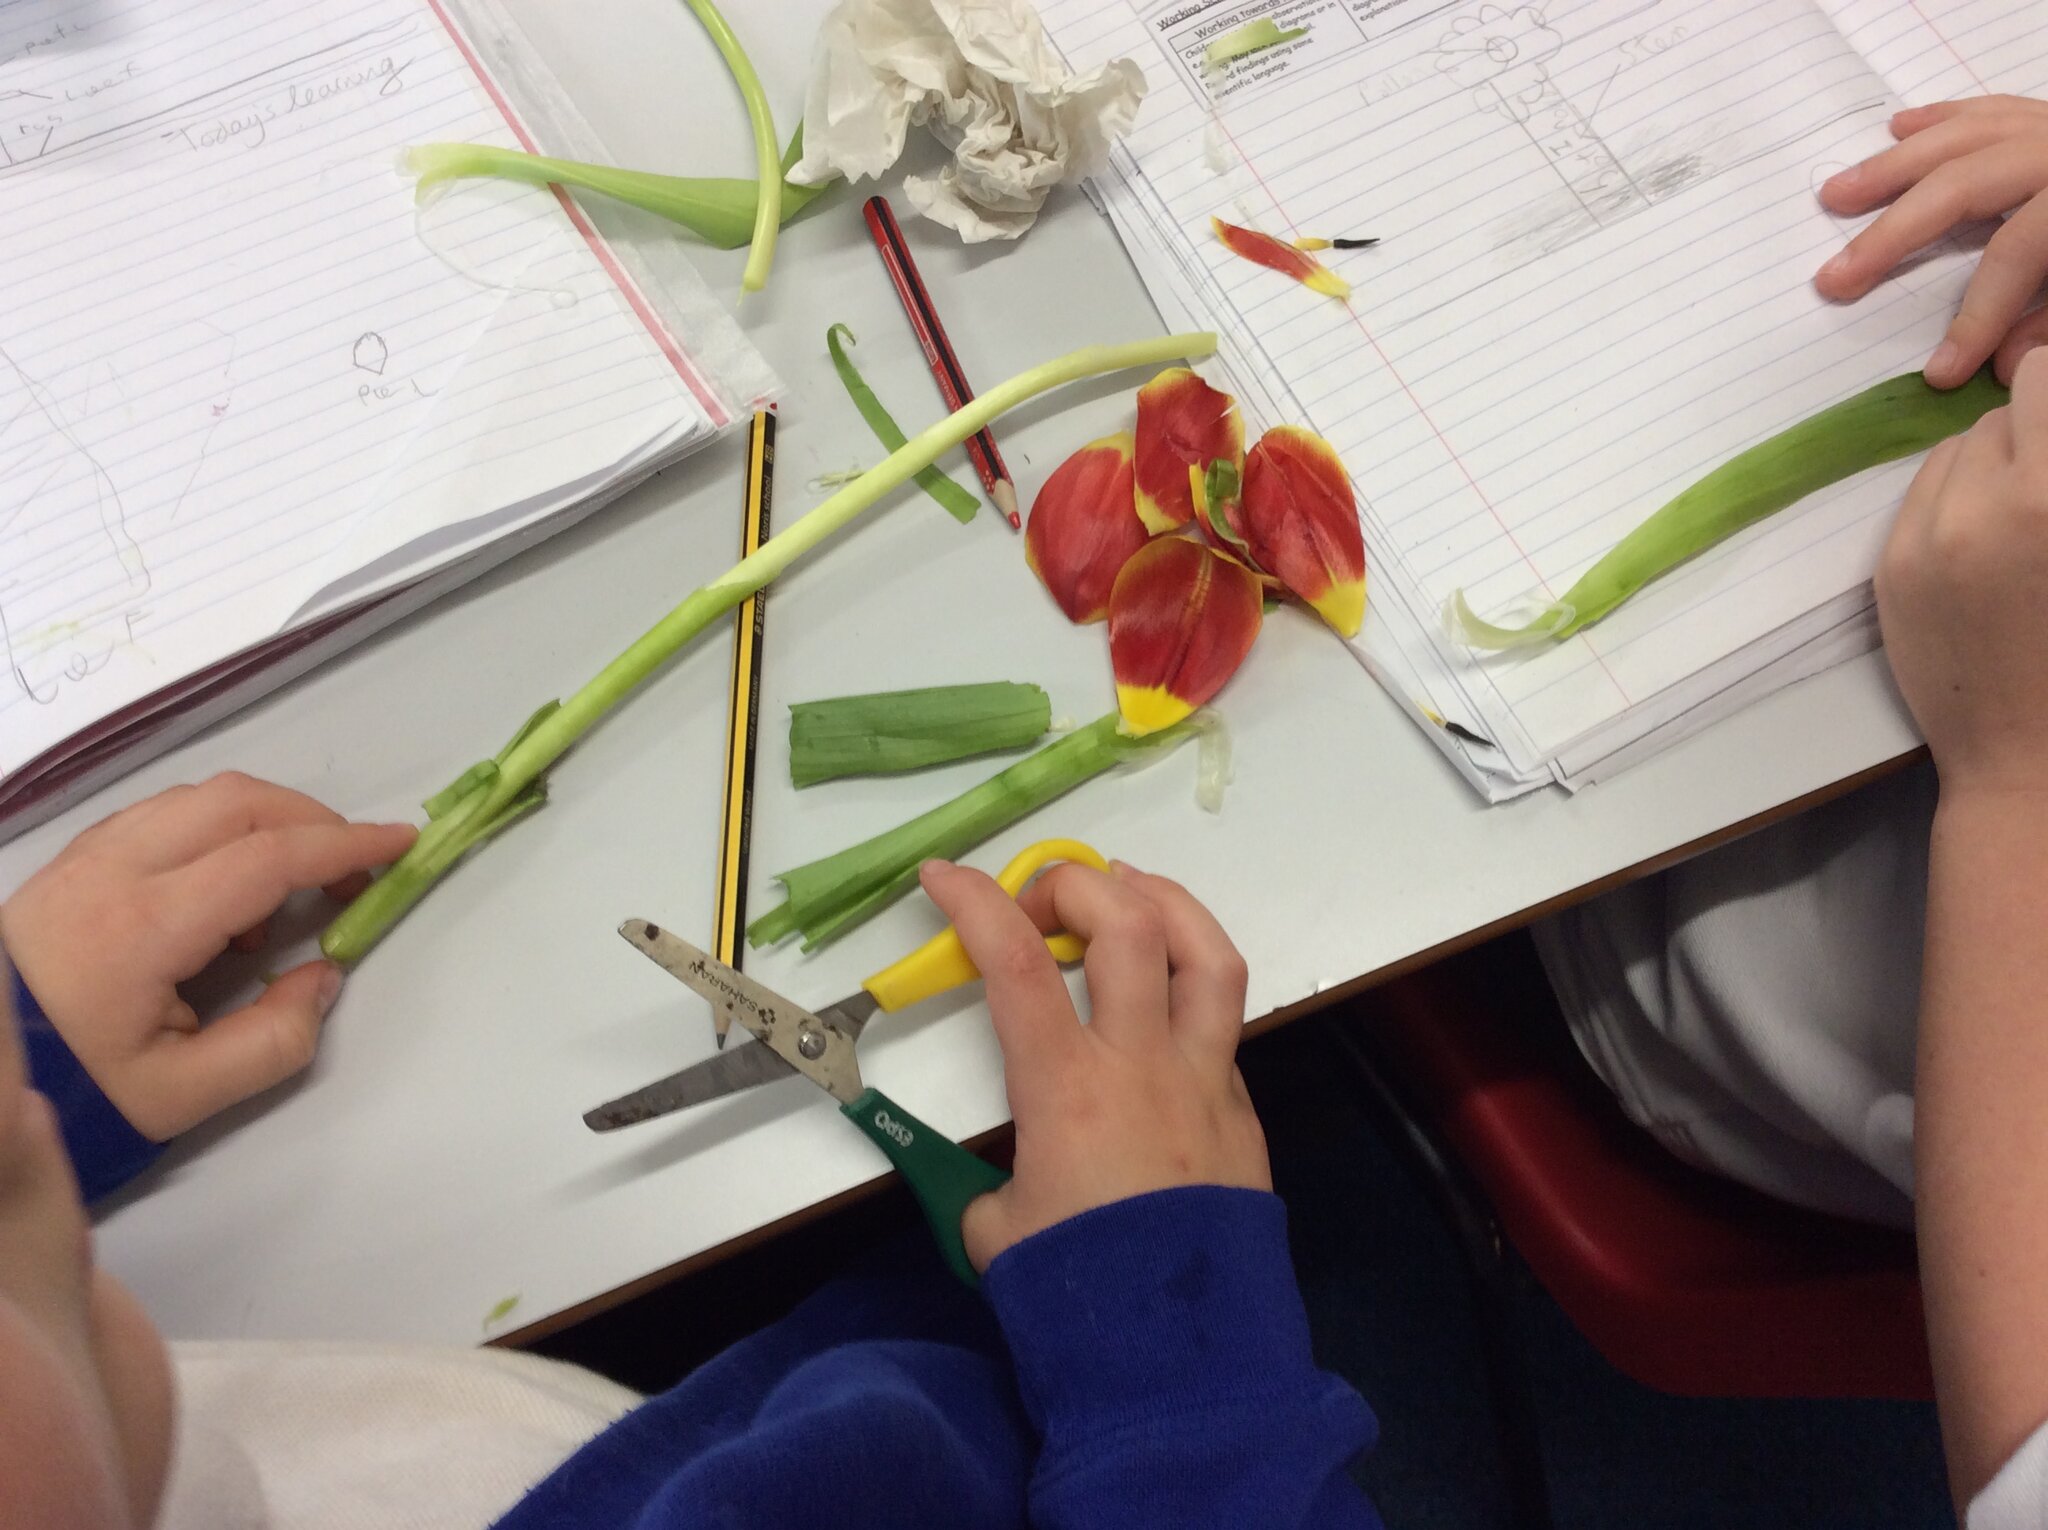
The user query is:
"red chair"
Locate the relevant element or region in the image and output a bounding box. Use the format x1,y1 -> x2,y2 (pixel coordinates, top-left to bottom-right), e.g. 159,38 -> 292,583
1325,932 -> 1930,1528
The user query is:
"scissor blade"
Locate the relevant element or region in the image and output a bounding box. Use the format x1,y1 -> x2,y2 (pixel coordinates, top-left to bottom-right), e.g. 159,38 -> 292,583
618,921 -> 864,1103
582,1041 -> 797,1132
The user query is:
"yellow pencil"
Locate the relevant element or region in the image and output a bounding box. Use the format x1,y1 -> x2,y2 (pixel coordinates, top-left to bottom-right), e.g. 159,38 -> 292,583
711,409 -> 774,1046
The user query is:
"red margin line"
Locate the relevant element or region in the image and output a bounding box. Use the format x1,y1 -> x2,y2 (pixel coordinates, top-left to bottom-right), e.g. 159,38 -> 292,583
1206,106 -> 1634,710
421,0 -> 731,428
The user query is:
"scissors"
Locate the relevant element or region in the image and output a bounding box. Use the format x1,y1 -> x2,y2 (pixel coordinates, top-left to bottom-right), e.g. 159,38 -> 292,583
584,838 -> 1109,1285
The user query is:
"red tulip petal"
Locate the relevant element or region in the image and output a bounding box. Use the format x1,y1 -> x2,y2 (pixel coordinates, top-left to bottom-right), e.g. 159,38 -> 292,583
1109,537 -> 1264,735
1212,217 -> 1351,299
1240,426 -> 1367,637
1024,432 -> 1148,624
1134,368 -> 1244,535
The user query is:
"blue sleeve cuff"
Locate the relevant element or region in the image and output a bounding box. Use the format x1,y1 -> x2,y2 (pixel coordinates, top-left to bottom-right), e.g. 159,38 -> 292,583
982,1185 -> 1335,1435
13,971 -> 163,1202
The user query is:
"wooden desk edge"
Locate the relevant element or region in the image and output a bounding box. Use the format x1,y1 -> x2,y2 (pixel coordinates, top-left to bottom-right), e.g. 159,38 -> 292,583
493,745 -> 1924,1349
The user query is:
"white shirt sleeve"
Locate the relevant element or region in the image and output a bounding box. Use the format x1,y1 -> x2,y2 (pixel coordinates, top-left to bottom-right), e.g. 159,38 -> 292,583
1530,761 -> 1935,1228
157,1341 -> 637,1530
1969,1420 -> 2048,1530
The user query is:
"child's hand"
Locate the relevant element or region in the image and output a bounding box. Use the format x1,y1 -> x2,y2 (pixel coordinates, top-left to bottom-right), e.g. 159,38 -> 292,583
0,774 -> 416,1140
1876,348 -> 2048,799
918,857 -> 1271,1275
1816,96 -> 2048,387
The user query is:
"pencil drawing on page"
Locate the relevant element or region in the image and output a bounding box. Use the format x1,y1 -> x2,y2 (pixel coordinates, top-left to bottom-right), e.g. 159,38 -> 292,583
0,326 -> 234,704
0,345 -> 147,702
1433,4 -> 1717,259
0,82 -> 64,169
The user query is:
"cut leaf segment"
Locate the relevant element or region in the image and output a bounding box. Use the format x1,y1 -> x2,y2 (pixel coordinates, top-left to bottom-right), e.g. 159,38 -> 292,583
1447,368 -> 2009,647
405,127 -> 830,251
789,683 -> 1051,786
828,324 -> 979,524
1204,19 -> 1307,67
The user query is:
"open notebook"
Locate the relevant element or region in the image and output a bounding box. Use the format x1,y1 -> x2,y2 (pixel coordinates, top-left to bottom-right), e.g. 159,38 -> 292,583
1037,0 -> 2042,797
0,0 -> 773,835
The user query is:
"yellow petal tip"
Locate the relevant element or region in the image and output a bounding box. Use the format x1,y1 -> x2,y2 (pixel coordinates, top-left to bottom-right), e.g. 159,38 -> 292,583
1135,491 -> 1184,536
1116,684 -> 1193,737
1310,582 -> 1366,639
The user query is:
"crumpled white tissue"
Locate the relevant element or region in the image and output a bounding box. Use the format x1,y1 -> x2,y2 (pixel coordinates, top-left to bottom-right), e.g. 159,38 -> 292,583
790,0 -> 1146,242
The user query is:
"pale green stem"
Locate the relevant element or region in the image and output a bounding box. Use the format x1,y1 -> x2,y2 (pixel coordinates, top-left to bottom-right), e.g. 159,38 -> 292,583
751,710 -> 1197,951
683,0 -> 780,293
320,332 -> 1219,966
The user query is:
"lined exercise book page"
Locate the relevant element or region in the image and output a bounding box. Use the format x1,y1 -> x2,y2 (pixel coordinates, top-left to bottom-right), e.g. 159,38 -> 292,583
1040,0 -> 1985,769
1819,0 -> 2048,101
0,1 -> 702,781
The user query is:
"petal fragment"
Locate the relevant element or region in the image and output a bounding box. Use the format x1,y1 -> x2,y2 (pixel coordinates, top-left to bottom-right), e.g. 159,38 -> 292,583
1109,537 -> 1264,734
1024,432 -> 1148,624
1240,426 -> 1367,636
1135,367 -> 1244,535
1212,217 -> 1351,299
1196,457 -> 1255,561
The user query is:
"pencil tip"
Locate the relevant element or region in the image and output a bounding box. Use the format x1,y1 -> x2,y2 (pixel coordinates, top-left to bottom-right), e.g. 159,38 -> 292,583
993,479 -> 1020,528
715,1031 -> 728,1050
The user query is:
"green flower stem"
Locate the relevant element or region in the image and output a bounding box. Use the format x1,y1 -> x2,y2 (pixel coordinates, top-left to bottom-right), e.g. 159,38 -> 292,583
683,0 -> 780,293
320,332 -> 1218,967
750,710 -> 1198,952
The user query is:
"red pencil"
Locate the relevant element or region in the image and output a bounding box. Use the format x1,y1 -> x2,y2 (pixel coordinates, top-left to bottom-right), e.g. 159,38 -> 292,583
862,195 -> 1021,529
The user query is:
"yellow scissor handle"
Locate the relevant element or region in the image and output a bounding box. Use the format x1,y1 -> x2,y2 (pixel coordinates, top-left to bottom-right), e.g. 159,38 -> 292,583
861,838 -> 1110,1013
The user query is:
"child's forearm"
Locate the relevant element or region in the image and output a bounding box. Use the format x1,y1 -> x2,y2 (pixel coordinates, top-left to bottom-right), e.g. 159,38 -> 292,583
1915,789 -> 2048,1510
984,1187 -> 1379,1529
6,965 -> 163,1201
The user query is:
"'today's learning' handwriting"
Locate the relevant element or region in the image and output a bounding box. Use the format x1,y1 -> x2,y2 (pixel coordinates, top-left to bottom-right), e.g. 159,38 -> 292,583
176,53 -> 412,153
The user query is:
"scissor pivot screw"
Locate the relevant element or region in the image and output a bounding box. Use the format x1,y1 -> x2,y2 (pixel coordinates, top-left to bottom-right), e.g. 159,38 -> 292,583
796,1025 -> 828,1060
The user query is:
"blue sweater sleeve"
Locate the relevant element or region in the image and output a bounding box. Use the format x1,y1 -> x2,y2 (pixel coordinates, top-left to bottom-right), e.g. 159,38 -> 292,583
495,1185 -> 1380,1530
13,971 -> 162,1202
984,1185 -> 1382,1530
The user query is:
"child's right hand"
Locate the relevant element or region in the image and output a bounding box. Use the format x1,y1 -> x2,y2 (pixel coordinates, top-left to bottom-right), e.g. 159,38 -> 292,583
918,857 -> 1271,1276
1876,348 -> 2048,799
1816,95 -> 2048,387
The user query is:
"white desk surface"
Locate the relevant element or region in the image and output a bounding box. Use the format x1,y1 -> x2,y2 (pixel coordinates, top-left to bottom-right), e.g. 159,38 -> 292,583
0,0 -> 1922,1345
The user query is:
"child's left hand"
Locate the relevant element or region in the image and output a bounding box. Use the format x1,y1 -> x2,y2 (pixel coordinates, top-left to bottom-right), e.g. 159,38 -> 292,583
1875,348 -> 2048,799
0,773 -> 415,1140
1816,95 -> 2048,387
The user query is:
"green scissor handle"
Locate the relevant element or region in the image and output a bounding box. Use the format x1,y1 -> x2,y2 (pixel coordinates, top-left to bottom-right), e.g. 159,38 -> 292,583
841,1086 -> 1009,1287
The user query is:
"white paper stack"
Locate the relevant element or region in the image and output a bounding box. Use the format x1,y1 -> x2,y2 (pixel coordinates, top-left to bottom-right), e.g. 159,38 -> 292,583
1036,0 -> 2043,798
0,0 -> 775,835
